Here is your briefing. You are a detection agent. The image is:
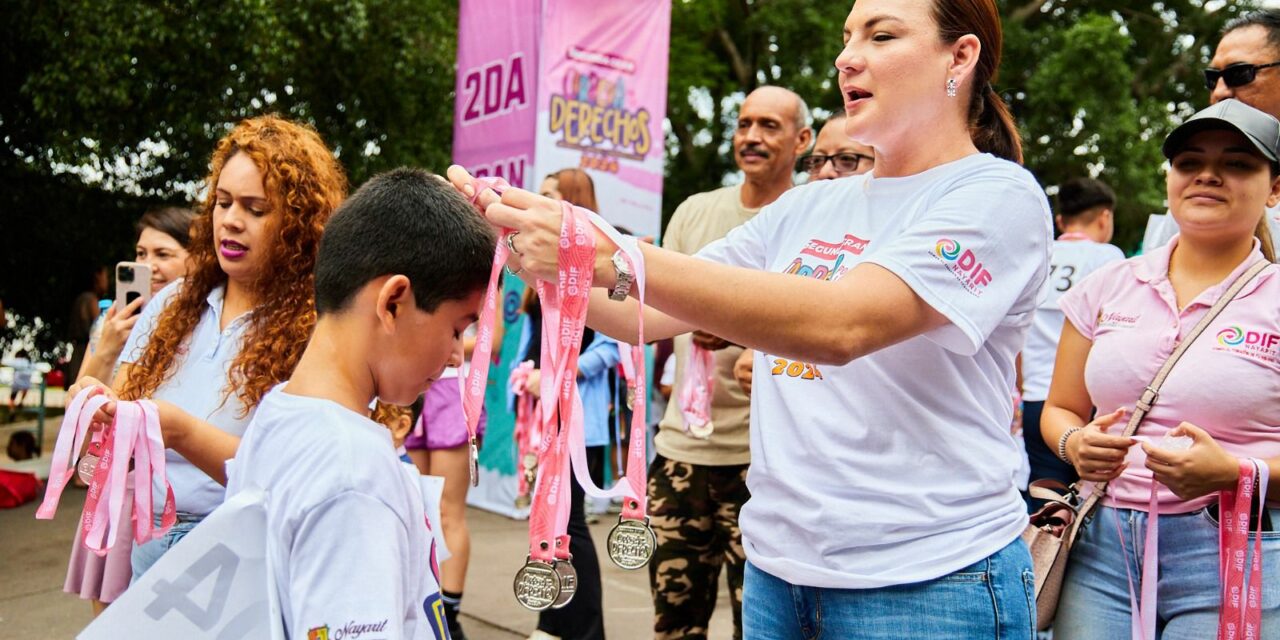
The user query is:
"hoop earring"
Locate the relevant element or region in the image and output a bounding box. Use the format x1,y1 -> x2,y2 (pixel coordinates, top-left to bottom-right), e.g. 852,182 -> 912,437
946,77 -> 958,98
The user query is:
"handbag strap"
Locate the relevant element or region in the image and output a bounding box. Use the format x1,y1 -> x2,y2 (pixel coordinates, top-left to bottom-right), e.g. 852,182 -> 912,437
1072,259 -> 1270,529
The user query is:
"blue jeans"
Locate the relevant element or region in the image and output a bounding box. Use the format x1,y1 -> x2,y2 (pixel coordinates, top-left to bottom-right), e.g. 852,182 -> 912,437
743,538 -> 1035,639
130,512 -> 203,583
1055,506 -> 1280,639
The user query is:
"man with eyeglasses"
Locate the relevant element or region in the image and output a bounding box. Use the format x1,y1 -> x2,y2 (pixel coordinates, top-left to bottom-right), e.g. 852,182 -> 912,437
649,85 -> 811,640
796,113 -> 876,181
1142,9 -> 1280,254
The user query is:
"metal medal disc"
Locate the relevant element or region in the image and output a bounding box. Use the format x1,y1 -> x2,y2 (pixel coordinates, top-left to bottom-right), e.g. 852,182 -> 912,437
607,518 -> 657,570
551,559 -> 578,609
513,560 -> 561,611
468,439 -> 480,487
76,454 -> 100,484
514,493 -> 531,509
688,419 -> 715,440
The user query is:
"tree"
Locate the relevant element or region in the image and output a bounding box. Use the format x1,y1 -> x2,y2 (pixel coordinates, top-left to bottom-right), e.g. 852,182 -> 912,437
0,0 -> 459,359
661,0 -> 1260,251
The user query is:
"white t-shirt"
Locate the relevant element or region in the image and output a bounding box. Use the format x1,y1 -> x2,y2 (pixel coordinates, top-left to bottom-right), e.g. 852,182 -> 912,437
697,153 -> 1052,588
1142,204 -> 1280,256
1021,238 -> 1125,401
226,388 -> 446,640
121,280 -> 254,516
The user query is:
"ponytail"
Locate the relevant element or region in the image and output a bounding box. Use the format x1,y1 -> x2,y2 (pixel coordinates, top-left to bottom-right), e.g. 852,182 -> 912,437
970,84 -> 1022,165
933,0 -> 1022,164
1257,216 -> 1277,263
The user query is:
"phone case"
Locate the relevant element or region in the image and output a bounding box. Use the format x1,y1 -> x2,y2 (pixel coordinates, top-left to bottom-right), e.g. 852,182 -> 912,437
115,262 -> 153,312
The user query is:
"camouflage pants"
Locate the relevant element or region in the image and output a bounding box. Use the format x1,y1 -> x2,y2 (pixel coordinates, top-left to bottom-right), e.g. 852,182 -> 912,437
647,454 -> 749,640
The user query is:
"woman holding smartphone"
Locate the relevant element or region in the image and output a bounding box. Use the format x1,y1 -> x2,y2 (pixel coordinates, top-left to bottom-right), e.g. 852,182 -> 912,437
69,114 -> 347,578
63,206 -> 197,614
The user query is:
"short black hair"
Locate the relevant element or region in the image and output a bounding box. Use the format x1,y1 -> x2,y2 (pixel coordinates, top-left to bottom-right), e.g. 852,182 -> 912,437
1224,10 -> 1280,54
1056,177 -> 1116,221
314,168 -> 496,315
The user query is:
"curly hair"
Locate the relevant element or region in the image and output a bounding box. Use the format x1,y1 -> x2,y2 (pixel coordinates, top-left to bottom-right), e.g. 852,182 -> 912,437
120,115 -> 348,415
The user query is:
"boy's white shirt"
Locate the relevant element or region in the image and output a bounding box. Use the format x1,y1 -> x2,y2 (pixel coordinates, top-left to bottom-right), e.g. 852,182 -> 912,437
225,387 -> 449,640
81,387 -> 450,640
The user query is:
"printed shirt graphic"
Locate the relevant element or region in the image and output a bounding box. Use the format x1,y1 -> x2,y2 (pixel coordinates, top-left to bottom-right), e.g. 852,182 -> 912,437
1059,238 -> 1280,513
227,388 -> 447,640
696,153 -> 1053,588
1021,239 -> 1126,401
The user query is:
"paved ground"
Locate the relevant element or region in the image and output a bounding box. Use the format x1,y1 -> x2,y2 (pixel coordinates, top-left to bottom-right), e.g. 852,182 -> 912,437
0,416 -> 735,640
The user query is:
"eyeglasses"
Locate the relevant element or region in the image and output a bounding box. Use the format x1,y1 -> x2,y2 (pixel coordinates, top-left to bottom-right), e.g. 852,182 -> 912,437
1203,61 -> 1280,91
797,152 -> 873,175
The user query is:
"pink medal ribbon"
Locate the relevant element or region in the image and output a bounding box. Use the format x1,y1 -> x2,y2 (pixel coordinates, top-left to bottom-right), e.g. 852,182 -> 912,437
510,361 -> 541,506
1219,458 -> 1269,640
38,388 -> 176,555
1113,457 -> 1270,640
460,176 -> 516,487
677,344 -> 715,439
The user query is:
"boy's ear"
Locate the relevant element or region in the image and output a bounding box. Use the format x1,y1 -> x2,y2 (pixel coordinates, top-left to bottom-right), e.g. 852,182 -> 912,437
375,275 -> 414,331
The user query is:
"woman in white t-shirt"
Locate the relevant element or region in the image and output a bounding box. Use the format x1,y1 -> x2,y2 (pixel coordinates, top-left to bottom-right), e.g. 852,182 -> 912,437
452,0 -> 1050,637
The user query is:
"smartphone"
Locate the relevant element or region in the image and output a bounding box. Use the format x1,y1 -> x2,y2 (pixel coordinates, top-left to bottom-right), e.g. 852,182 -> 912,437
115,261 -> 153,315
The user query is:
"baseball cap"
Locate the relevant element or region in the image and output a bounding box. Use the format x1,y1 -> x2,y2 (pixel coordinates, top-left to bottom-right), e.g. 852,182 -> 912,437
1162,98 -> 1280,165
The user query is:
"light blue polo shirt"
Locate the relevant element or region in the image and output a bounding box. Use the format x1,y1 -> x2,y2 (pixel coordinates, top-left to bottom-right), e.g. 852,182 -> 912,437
120,279 -> 255,516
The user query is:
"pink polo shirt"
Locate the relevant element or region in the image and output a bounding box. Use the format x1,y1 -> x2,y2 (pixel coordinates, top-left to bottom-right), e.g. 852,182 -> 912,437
1060,236 -> 1280,513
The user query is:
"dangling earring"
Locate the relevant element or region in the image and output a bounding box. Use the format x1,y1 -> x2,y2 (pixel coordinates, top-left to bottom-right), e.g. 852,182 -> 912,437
946,77 -> 958,98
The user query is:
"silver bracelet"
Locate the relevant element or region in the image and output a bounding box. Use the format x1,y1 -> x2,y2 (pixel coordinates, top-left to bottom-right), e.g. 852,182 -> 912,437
1057,427 -> 1083,464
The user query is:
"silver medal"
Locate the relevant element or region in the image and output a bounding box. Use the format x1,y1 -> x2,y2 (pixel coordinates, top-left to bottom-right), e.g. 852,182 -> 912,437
513,559 -> 561,611
551,557 -> 578,609
468,437 -> 480,487
606,516 -> 656,570
76,454 -> 100,484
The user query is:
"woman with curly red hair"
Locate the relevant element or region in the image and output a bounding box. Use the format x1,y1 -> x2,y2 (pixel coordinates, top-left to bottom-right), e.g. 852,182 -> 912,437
70,114 -> 347,578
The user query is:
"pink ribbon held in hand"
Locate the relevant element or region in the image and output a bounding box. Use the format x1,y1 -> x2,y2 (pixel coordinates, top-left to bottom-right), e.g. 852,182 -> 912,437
37,387 -> 176,556
678,344 -> 715,439
1218,458 -> 1269,640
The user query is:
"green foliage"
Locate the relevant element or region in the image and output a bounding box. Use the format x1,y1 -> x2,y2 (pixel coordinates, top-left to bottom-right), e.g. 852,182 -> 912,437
0,0 -> 458,360
661,0 -> 1260,250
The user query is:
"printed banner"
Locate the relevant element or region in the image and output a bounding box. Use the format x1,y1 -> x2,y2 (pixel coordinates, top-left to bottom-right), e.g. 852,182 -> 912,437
533,0 -> 670,239
454,0 -> 670,517
452,0 -> 539,189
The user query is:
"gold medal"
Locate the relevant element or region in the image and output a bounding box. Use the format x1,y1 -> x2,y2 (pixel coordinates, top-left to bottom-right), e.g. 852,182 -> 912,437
551,557 -> 578,609
688,420 -> 715,440
626,385 -> 636,411
514,493 -> 531,509
513,559 -> 561,611
606,516 -> 656,570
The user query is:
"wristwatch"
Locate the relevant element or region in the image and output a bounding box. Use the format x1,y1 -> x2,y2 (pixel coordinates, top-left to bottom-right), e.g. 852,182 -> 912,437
608,250 -> 634,301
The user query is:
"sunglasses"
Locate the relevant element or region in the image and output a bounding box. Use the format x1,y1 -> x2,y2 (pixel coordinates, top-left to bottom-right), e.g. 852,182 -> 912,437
797,152 -> 873,174
1203,61 -> 1280,91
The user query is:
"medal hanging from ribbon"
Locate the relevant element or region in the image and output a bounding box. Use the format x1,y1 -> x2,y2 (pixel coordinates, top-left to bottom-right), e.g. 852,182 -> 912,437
37,388 -> 177,555
1219,458 -> 1269,640
677,344 -> 715,439
510,360 -> 540,510
459,177 -> 654,610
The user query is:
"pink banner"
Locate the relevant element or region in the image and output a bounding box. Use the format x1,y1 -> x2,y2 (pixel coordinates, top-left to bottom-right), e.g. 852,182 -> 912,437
533,0 -> 670,238
452,0 -> 539,189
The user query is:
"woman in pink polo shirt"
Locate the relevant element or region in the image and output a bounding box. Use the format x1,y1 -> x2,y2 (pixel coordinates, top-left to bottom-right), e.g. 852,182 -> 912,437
1044,99 -> 1280,638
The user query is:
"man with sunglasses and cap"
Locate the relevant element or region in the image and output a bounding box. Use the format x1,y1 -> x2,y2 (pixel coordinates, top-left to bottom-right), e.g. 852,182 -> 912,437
1143,9 -> 1280,254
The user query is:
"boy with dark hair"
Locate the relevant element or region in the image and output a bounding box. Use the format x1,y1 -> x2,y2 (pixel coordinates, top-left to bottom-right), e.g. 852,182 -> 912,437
1019,176 -> 1124,504
226,167 -> 495,639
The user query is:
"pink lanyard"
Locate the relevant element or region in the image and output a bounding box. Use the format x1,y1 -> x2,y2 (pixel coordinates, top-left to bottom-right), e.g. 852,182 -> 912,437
37,389 -> 176,555
510,361 -> 541,505
1058,232 -> 1090,241
1219,459 -> 1269,640
1113,458 -> 1269,640
677,344 -> 715,438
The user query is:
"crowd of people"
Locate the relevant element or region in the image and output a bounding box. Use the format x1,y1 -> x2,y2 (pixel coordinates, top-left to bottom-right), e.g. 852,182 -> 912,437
28,1 -> 1280,639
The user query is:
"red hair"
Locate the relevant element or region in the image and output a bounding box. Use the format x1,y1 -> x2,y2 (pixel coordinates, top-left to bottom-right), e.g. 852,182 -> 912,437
121,115 -> 348,414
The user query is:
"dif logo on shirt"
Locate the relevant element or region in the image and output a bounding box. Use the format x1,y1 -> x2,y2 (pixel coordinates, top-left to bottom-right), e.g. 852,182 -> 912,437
1215,325 -> 1280,365
931,238 -> 993,296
